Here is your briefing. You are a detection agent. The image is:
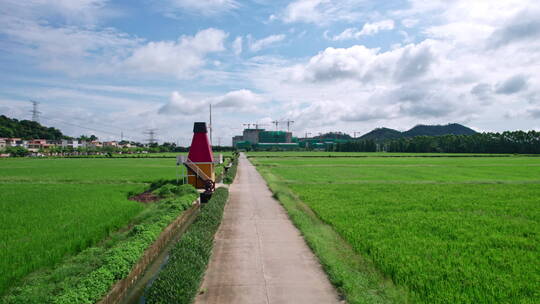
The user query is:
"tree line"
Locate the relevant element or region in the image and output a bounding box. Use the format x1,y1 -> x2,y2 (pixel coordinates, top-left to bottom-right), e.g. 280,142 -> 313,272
329,131 -> 540,154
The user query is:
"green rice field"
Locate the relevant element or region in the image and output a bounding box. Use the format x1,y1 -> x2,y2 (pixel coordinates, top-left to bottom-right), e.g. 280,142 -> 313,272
0,158 -> 179,296
252,154 -> 540,303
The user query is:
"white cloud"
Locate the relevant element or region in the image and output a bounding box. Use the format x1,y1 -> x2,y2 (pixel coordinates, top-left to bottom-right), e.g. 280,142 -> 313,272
295,40 -> 435,84
158,89 -> 265,116
401,18 -> 419,28
330,20 -> 395,41
232,36 -> 243,55
212,89 -> 265,109
279,0 -> 364,25
249,34 -> 286,52
0,16 -> 139,76
0,0 -> 111,24
158,92 -> 202,115
124,28 -> 227,77
240,1 -> 540,134
153,0 -> 239,17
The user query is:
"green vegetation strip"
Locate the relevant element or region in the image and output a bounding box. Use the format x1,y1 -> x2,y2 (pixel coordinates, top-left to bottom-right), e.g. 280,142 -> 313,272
145,187 -> 229,304
223,153 -> 239,184
257,169 -> 410,304
2,184 -> 198,304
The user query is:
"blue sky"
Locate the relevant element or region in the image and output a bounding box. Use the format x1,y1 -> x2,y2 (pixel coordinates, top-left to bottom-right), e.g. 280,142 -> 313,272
1,0 -> 539,144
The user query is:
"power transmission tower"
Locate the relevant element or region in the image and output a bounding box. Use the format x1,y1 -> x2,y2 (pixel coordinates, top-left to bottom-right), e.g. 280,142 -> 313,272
30,100 -> 41,123
353,132 -> 362,138
243,123 -> 252,129
144,129 -> 158,145
304,132 -> 312,139
271,120 -> 279,130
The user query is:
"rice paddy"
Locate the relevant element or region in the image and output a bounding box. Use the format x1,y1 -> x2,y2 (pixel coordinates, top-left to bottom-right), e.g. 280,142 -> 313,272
0,158 -> 179,296
252,154 -> 540,303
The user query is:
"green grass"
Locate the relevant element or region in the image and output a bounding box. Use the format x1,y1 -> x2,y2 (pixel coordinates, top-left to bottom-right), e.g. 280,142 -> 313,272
63,152 -> 233,158
253,156 -> 540,304
254,157 -> 540,183
145,187 -> 229,304
247,151 -> 518,157
0,158 -> 180,183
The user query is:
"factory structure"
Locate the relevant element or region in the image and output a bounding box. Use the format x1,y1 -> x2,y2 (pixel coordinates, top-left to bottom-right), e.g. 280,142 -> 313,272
233,128 -> 298,150
232,127 -> 352,151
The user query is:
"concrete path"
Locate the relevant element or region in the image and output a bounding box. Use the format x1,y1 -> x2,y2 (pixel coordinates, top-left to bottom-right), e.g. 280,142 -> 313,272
195,154 -> 341,304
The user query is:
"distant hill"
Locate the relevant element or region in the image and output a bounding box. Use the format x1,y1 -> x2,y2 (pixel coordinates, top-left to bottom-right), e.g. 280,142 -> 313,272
0,115 -> 68,140
359,123 -> 477,142
359,127 -> 402,141
314,132 -> 352,140
403,123 -> 477,137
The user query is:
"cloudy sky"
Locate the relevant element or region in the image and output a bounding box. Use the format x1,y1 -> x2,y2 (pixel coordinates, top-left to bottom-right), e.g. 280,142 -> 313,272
1,0 -> 539,145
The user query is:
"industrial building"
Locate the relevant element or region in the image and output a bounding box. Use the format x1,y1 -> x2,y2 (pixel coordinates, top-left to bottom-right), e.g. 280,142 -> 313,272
232,128 -> 300,150
231,128 -> 362,151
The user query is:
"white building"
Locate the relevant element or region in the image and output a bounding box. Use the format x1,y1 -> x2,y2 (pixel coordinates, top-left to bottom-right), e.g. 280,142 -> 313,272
60,139 -> 85,149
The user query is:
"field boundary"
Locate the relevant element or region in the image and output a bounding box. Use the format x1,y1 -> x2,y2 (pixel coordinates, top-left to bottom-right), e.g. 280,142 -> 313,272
255,166 -> 413,304
248,154 -> 538,158
99,198 -> 201,304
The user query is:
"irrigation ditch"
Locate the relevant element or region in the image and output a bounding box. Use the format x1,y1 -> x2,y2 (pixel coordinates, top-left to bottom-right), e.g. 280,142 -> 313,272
99,199 -> 201,304
110,157 -> 238,304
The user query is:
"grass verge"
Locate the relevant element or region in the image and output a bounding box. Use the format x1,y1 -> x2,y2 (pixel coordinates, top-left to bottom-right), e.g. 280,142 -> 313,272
223,153 -> 239,184
145,187 -> 229,304
2,183 -> 198,304
256,167 -> 414,304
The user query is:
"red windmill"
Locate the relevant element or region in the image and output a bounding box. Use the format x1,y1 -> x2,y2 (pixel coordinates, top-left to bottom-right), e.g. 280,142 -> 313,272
184,122 -> 215,191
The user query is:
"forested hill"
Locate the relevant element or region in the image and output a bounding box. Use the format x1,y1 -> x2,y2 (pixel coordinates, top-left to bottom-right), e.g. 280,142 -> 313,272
0,115 -> 67,140
360,123 -> 477,141
403,123 -> 477,137
359,127 -> 402,141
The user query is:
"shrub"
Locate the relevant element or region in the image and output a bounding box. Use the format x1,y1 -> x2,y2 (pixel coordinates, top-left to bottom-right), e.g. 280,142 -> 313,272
223,156 -> 238,184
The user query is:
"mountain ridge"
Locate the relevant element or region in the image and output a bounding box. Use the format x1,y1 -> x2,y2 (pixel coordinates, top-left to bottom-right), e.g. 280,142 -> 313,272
359,123 -> 477,142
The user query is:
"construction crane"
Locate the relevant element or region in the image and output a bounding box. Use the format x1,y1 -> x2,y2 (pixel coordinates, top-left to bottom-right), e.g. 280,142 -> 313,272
254,123 -> 268,129
284,120 -> 295,132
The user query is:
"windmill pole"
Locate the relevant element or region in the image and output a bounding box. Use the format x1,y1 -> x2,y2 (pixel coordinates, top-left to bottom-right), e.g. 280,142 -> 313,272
209,104 -> 213,145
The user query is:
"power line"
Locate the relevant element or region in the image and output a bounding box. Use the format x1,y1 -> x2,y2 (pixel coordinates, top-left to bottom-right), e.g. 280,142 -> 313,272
40,115 -> 142,142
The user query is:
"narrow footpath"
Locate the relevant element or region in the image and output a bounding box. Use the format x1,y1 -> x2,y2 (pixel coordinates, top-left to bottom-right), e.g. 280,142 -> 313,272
195,154 -> 341,304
